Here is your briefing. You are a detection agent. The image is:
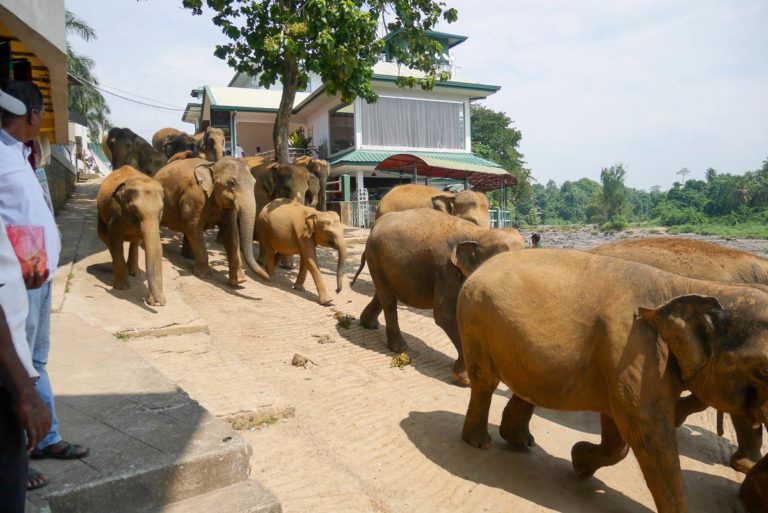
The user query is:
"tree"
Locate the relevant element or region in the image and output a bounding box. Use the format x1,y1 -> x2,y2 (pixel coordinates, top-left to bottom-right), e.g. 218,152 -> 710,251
596,164 -> 628,230
469,104 -> 532,209
66,10 -> 111,142
183,0 -> 457,163
677,167 -> 690,186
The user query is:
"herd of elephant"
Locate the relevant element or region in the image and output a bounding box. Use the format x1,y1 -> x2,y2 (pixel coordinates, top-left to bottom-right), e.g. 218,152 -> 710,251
93,127 -> 767,513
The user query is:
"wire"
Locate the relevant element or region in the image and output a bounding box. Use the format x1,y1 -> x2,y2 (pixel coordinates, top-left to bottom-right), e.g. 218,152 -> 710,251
69,73 -> 188,112
93,82 -> 180,108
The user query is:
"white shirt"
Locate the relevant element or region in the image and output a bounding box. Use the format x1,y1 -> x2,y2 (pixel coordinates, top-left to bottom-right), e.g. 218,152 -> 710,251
0,212 -> 35,378
0,129 -> 61,280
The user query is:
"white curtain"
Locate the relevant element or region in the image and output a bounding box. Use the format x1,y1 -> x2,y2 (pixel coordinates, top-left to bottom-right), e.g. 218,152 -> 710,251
362,97 -> 465,150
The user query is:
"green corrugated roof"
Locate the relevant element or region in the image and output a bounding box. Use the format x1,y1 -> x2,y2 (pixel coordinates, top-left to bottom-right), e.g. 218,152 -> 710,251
330,149 -> 503,170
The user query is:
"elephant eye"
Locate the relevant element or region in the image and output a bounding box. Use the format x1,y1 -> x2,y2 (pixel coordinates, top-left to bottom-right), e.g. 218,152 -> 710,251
227,178 -> 237,188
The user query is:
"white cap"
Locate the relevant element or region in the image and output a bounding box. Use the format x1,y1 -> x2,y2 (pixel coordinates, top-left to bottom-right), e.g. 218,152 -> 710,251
0,88 -> 27,116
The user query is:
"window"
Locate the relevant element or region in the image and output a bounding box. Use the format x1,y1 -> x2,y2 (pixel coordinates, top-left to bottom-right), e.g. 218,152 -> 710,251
361,96 -> 465,150
329,103 -> 355,155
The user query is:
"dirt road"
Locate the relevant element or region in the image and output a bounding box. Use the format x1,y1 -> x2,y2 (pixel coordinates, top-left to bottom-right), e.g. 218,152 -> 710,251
122,221 -> 763,513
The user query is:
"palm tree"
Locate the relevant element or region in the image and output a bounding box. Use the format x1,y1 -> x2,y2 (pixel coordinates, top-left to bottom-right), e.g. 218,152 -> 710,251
66,10 -> 110,142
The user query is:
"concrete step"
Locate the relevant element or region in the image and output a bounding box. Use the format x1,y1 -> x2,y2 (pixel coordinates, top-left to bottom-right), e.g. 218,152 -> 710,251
26,312 -> 262,513
162,480 -> 281,513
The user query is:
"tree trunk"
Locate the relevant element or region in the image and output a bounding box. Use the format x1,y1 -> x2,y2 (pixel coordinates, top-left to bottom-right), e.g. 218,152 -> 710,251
274,56 -> 300,164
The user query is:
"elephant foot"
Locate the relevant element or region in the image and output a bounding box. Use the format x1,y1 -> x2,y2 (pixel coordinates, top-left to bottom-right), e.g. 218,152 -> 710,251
193,264 -> 212,279
462,426 -> 492,449
499,419 -> 535,449
146,292 -> 166,307
292,283 -> 305,292
113,279 -> 130,291
318,296 -> 333,306
387,337 -> 408,353
360,318 -> 380,330
731,450 -> 762,474
128,267 -> 138,277
228,269 -> 246,287
451,370 -> 470,387
571,441 -> 602,479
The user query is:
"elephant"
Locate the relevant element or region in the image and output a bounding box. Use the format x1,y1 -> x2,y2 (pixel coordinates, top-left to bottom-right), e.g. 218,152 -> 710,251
101,133 -> 112,163
154,157 -> 268,286
590,236 -> 768,473
106,127 -> 167,177
354,208 -> 525,384
192,127 -> 225,162
257,199 -> 346,305
305,172 -> 320,209
457,248 -> 768,513
376,183 -> 492,228
96,166 -> 165,306
293,155 -> 330,211
741,453 -> 768,513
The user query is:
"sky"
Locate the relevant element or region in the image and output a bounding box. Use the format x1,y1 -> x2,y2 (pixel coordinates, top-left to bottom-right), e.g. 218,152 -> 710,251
65,0 -> 768,190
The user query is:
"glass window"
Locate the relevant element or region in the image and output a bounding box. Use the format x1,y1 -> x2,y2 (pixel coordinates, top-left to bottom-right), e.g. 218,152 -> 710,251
361,97 -> 465,150
329,103 -> 355,155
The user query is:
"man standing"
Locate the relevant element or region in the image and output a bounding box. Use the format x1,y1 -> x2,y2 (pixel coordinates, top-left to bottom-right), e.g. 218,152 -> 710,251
0,85 -> 51,511
0,81 -> 89,490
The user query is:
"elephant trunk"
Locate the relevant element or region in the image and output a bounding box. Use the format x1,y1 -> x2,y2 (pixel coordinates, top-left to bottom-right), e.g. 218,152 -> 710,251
318,173 -> 328,212
335,239 -> 347,293
238,201 -> 269,280
141,218 -> 165,306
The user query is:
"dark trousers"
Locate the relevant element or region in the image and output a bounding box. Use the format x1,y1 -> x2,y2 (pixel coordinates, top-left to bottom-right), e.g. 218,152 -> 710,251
0,390 -> 27,513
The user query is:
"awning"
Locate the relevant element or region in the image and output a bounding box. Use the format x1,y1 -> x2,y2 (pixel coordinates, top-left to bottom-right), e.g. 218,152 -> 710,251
376,152 -> 516,191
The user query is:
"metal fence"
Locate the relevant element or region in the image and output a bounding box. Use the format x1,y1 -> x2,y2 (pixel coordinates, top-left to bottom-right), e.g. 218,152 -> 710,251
349,200 -> 380,228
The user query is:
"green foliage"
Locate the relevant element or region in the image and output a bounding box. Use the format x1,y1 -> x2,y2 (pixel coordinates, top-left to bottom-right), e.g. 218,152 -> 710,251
182,0 -> 458,162
287,127 -> 312,148
599,164 -> 627,221
66,10 -> 110,142
600,214 -> 627,232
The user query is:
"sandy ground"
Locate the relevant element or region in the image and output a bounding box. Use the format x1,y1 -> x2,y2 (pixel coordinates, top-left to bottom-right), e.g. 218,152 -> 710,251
124,222 -> 767,513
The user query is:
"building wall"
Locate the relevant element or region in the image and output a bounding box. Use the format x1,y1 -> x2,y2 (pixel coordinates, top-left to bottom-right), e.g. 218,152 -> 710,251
235,122 -> 273,156
45,146 -> 76,215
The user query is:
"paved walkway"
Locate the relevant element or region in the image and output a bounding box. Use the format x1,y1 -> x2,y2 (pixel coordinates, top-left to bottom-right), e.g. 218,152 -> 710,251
52,180 -> 759,513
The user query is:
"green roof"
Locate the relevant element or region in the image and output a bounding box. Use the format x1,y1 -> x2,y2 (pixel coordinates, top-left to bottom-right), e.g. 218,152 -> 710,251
330,149 -> 503,170
383,29 -> 468,49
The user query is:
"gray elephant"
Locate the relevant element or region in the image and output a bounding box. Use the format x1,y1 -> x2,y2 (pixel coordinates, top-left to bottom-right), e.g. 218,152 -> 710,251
96,166 -> 165,306
293,155 -> 330,211
258,199 -> 346,305
457,248 -> 768,513
354,208 -> 525,384
152,127 -> 225,162
106,127 -> 167,177
590,236 -> 768,473
154,157 -> 268,286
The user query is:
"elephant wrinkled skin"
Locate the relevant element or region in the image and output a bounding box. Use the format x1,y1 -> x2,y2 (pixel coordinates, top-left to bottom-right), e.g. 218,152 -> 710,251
155,157 -> 268,285
376,183 -> 491,228
106,127 -> 167,177
96,166 -> 165,306
591,236 -> 768,473
258,199 -> 346,305
355,208 -> 524,384
457,249 -> 768,513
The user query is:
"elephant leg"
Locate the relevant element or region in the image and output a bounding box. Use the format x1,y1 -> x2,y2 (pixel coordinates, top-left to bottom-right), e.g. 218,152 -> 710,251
674,393 -> 707,427
360,295 -> 382,329
220,217 -> 245,287
616,413 -> 686,513
127,242 -> 139,277
731,415 -> 764,474
293,255 -> 308,291
107,228 -> 129,290
572,414 -> 629,478
462,363 -> 500,450
303,244 -> 331,305
181,235 -> 194,259
186,226 -> 210,279
499,395 -> 536,448
380,288 -> 406,352
434,303 -> 468,386
264,244 -> 277,281
98,217 -> 109,247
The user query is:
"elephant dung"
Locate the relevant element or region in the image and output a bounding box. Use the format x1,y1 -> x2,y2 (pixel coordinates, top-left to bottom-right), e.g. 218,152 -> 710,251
332,310 -> 356,329
390,353 -> 411,369
291,353 -> 315,368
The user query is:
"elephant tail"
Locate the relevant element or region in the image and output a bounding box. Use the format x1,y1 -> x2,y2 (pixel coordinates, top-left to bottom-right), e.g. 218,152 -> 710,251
350,252 -> 367,287
716,410 -> 724,437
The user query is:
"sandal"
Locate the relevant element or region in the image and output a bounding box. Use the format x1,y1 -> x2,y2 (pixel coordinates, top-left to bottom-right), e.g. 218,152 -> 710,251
30,440 -> 90,460
27,468 -> 49,490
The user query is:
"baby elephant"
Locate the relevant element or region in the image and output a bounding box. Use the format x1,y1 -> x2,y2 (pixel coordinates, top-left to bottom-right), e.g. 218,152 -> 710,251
457,249 -> 768,513
353,208 -> 524,384
258,199 -> 346,305
96,166 -> 165,306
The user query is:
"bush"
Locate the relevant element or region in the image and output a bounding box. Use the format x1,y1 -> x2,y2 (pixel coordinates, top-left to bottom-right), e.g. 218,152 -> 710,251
600,214 -> 627,232
655,204 -> 706,226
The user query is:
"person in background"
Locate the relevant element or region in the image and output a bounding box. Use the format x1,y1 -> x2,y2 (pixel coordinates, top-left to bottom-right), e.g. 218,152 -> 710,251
0,80 -> 89,492
0,85 -> 52,508
531,233 -> 542,248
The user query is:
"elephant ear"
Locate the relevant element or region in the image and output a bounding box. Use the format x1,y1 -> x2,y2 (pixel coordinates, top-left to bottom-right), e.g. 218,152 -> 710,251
638,295 -> 723,382
262,168 -> 277,196
450,240 -> 481,278
194,162 -> 215,198
432,195 -> 456,214
303,214 -> 318,239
